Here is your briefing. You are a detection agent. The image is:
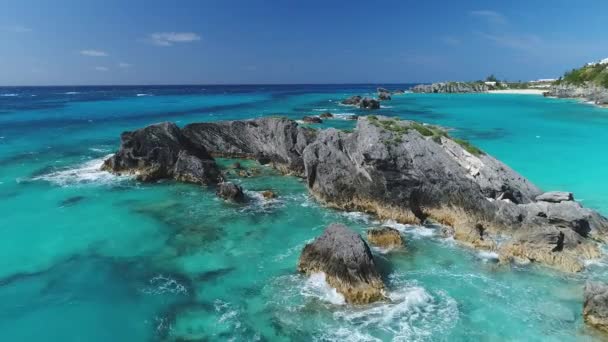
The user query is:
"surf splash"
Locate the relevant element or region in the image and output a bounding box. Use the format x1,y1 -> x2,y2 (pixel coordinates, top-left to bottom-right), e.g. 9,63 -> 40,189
32,155 -> 130,186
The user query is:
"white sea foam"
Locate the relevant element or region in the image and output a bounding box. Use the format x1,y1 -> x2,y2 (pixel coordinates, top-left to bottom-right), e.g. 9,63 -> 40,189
88,147 -> 110,153
142,275 -> 188,295
477,251 -> 499,261
64,91 -> 80,95
341,211 -> 372,223
333,113 -> 358,120
301,272 -> 346,305
382,219 -> 435,238
313,108 -> 329,111
137,93 -> 152,97
0,93 -> 18,97
32,154 -> 129,186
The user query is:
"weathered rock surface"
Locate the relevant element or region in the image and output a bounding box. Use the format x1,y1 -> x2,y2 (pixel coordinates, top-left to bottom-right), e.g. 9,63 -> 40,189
182,117 -> 316,176
302,116 -> 608,271
101,122 -> 221,184
319,112 -> 333,119
216,182 -> 245,202
302,116 -> 323,124
536,191 -> 574,203
341,95 -> 362,105
359,97 -> 380,109
367,227 -> 404,248
545,84 -> 608,106
377,88 -> 392,101
298,223 -> 385,304
584,282 -> 608,333
411,82 -> 489,93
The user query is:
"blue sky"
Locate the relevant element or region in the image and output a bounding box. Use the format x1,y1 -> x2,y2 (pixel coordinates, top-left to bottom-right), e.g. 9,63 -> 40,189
1,0 -> 607,85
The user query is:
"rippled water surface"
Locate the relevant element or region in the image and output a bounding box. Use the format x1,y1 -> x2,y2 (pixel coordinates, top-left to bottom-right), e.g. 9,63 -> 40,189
1,85 -> 608,341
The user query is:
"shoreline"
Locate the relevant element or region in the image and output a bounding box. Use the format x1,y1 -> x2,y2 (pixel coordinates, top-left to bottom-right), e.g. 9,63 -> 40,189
487,89 -> 547,95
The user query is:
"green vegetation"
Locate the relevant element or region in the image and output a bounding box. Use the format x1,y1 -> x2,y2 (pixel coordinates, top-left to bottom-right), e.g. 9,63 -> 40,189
557,62 -> 608,88
453,138 -> 484,156
485,74 -> 498,82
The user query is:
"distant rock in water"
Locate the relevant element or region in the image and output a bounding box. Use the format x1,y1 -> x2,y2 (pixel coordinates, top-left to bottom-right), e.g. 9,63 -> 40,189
216,182 -> 245,202
302,116 -> 323,124
544,84 -> 608,106
377,88 -> 392,101
359,97 -> 380,109
411,82 -> 489,93
341,95 -> 362,105
319,112 -> 333,119
101,122 -> 221,184
392,89 -> 405,94
584,282 -> 608,332
297,223 -> 385,304
367,227 -> 403,249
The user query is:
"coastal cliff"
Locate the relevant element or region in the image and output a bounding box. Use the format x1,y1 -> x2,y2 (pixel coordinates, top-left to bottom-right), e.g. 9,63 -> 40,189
545,59 -> 608,106
411,82 -> 489,93
544,84 -> 608,106
103,116 -> 608,273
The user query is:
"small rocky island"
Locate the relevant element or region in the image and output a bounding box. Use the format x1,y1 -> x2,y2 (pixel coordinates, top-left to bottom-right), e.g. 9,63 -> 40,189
103,115 -> 608,310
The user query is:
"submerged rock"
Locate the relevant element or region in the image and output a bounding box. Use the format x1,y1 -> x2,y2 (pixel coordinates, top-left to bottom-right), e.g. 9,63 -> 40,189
101,122 -> 220,184
392,89 -> 405,94
216,182 -> 245,202
302,116 -> 323,124
261,190 -> 276,199
377,88 -> 392,101
584,282 -> 608,332
536,191 -> 574,203
367,227 -> 403,248
297,223 -> 385,304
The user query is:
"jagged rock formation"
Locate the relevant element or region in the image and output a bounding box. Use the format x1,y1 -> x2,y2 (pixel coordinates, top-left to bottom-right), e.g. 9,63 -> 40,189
584,282 -> 608,332
367,227 -> 403,248
216,182 -> 245,202
359,97 -> 380,109
411,82 -> 489,93
101,122 -> 221,184
341,95 -> 362,105
297,223 -> 385,304
302,116 -> 608,271
104,116 -> 608,272
544,84 -> 608,106
302,116 -> 323,124
377,88 -> 392,101
319,112 -> 333,119
182,117 -> 316,176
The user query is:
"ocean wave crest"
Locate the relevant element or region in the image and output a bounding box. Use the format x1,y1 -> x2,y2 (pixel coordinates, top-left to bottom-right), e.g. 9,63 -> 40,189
32,154 -> 129,186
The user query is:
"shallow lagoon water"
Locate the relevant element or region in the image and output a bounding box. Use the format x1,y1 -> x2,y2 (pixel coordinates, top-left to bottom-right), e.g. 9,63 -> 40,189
1,85 -> 608,341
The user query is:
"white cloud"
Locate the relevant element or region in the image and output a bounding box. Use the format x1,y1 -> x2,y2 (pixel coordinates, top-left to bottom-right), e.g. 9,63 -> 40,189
148,32 -> 201,46
470,10 -> 507,25
118,62 -> 131,68
94,66 -> 109,71
80,49 -> 108,57
475,31 -> 542,51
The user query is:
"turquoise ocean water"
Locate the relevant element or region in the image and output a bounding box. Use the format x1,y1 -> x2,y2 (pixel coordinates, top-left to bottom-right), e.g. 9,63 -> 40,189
1,85 -> 608,341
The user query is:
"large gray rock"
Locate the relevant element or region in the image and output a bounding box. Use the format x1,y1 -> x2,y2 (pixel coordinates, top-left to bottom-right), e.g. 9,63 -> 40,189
302,116 -> 608,270
297,223 -> 385,304
216,182 -> 245,202
411,82 -> 489,93
101,122 -> 220,184
182,117 -> 316,176
536,191 -> 574,203
341,95 -> 362,105
377,88 -> 392,101
584,282 -> 608,332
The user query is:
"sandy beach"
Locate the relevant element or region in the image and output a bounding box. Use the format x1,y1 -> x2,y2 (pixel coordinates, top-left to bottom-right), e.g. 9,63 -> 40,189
488,89 -> 547,95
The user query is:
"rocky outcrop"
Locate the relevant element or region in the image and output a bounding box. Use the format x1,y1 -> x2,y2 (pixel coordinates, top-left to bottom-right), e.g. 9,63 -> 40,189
377,88 -> 392,101
359,97 -> 380,109
545,84 -> 608,106
392,89 -> 405,95
182,117 -> 316,176
319,112 -> 333,119
302,116 -> 608,271
302,116 -> 322,124
341,95 -> 362,105
367,227 -> 403,248
536,191 -> 574,203
297,223 -> 385,304
101,122 -> 221,184
216,182 -> 245,202
584,282 -> 608,332
411,82 -> 489,93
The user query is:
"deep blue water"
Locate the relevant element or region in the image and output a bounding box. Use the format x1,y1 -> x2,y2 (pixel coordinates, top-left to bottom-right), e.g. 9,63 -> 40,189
1,84 -> 608,341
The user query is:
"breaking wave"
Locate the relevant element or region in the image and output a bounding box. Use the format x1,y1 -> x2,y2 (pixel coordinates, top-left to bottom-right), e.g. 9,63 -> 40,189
32,154 -> 130,186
